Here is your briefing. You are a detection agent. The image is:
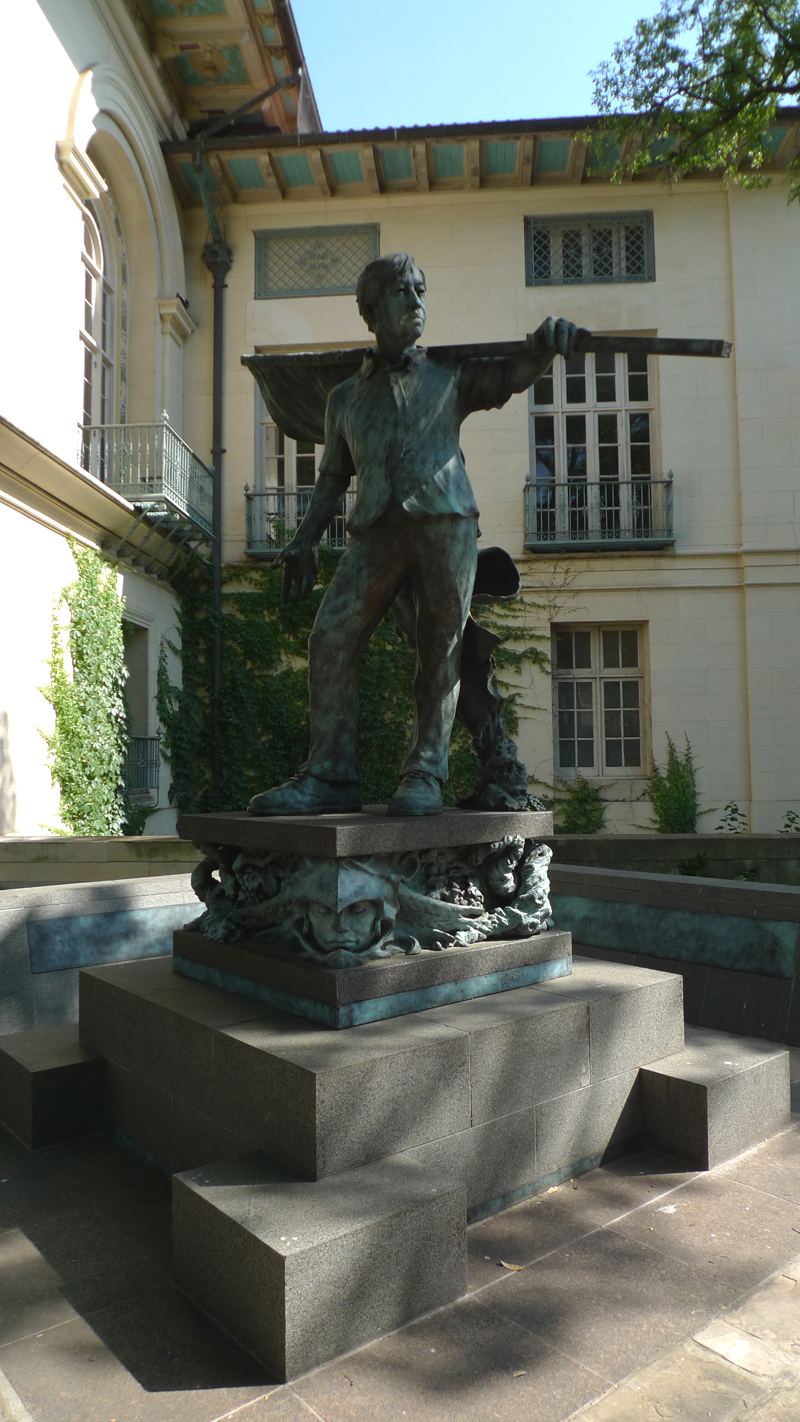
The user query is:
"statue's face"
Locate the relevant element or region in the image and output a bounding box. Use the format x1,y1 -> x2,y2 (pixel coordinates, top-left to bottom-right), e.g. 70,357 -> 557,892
307,899 -> 381,952
372,267 -> 427,349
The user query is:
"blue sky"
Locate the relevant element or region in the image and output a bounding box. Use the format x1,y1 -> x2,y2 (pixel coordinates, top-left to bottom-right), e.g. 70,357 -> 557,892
291,0 -> 660,133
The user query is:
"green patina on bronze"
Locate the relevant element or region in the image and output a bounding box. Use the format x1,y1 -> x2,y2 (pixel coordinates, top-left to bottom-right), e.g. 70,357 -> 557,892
552,894 -> 799,978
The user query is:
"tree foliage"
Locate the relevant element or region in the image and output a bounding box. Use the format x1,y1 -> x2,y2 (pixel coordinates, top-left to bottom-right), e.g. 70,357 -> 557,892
156,553 -> 487,813
41,541 -> 128,835
592,1 -> 800,199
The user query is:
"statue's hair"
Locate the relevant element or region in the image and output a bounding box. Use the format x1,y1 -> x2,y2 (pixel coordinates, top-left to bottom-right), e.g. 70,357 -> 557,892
356,253 -> 425,329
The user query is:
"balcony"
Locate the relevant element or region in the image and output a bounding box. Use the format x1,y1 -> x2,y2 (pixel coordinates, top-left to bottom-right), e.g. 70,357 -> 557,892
79,421 -> 213,539
122,735 -> 161,799
244,486 -> 357,557
525,476 -> 674,552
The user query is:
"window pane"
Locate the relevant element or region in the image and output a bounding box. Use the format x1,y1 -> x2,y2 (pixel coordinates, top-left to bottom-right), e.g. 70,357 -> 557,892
623,223 -> 646,277
532,226 -> 551,283
84,268 -> 94,336
560,741 -> 576,768
558,711 -> 575,738
594,351 -> 616,404
566,414 -> 587,478
574,631 -> 592,668
82,345 -> 93,426
576,681 -> 593,708
577,741 -> 594,767
562,228 -> 583,282
591,227 -> 613,281
597,412 -> 619,478
558,681 -> 575,708
602,631 -> 620,668
534,414 -> 555,477
605,741 -> 623,767
603,679 -> 621,707
623,739 -> 641,766
621,632 -> 639,668
296,439 -> 316,486
533,373 -> 553,405
622,709 -> 640,736
565,353 -> 586,404
627,354 -> 649,402
605,710 -> 622,739
264,423 -> 285,487
556,633 -> 573,670
629,412 -> 651,475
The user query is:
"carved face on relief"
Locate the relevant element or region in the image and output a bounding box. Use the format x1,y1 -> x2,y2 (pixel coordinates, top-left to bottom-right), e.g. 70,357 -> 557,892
291,858 -> 397,957
307,899 -> 383,952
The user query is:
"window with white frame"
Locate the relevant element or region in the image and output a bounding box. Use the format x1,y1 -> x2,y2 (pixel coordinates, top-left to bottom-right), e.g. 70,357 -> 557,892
552,625 -> 647,777
528,349 -> 660,546
250,387 -> 352,553
79,205 -> 115,471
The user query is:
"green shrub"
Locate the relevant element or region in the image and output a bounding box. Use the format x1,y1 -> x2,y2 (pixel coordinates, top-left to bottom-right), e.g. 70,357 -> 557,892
41,541 -> 127,835
554,775 -> 606,834
715,801 -> 748,833
649,734 -> 699,833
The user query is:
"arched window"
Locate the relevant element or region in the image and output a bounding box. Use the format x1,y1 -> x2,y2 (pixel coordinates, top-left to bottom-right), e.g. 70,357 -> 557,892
79,204 -> 116,474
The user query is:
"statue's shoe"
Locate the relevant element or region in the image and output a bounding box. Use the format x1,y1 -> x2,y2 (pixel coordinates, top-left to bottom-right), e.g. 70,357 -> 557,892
387,771 -> 443,817
248,775 -> 361,816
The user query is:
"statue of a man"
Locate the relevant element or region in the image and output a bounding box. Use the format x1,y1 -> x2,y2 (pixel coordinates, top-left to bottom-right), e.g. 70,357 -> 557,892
250,252 -> 580,818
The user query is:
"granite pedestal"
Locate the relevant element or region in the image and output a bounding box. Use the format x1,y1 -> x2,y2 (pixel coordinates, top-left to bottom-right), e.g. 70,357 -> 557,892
30,806 -> 787,1379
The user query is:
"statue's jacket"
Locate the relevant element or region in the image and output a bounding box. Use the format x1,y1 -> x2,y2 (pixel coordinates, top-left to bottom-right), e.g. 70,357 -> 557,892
318,346 -> 517,532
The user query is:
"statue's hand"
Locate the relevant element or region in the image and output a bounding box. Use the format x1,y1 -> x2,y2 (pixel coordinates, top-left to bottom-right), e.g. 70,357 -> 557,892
276,537 -> 319,604
531,317 -> 589,360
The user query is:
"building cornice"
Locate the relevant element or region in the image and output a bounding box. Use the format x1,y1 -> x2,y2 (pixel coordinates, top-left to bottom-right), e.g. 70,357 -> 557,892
157,296 -> 197,341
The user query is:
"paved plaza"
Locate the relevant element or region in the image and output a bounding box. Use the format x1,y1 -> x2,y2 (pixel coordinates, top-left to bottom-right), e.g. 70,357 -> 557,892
0,1045 -> 798,1422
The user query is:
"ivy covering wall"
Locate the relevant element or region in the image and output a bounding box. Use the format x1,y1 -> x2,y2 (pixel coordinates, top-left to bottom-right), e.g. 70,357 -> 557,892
41,541 -> 128,835
156,555 -> 550,814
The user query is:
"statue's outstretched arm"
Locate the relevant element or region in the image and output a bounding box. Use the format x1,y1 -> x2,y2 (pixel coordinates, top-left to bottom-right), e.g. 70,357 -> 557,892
505,317 -> 589,394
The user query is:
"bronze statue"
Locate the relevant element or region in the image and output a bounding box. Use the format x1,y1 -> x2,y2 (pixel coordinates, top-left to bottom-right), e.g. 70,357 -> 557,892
247,252 -> 581,817
243,256 -> 731,818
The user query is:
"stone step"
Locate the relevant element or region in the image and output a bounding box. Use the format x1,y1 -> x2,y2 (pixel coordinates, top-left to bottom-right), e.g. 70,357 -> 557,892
172,1152 -> 466,1382
0,1025 -> 104,1148
79,955 -> 685,1207
640,1026 -> 791,1169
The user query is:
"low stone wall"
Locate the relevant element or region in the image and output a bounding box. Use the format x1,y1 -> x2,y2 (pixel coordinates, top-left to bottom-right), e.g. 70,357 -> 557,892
550,862 -> 800,1045
0,874 -> 198,1034
546,834 -> 800,885
0,835 -> 202,889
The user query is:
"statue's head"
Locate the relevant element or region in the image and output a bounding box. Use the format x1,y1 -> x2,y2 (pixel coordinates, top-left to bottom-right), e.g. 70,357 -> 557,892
291,858 -> 397,956
356,253 -> 427,348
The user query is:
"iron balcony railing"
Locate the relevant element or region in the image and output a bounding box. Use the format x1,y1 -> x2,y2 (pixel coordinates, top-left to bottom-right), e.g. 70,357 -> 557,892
122,735 -> 161,797
524,476 -> 674,552
244,486 -> 358,556
79,421 -> 213,537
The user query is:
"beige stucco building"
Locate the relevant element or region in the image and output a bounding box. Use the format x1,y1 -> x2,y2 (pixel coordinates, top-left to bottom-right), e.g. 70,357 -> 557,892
3,0 -> 800,834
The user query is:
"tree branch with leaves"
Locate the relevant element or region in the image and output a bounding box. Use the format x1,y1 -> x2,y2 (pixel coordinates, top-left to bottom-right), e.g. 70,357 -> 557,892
592,0 -> 800,199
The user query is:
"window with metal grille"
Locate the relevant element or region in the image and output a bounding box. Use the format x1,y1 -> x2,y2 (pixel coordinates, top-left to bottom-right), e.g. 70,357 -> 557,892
525,212 -> 654,286
552,625 -> 647,778
254,224 -> 379,299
